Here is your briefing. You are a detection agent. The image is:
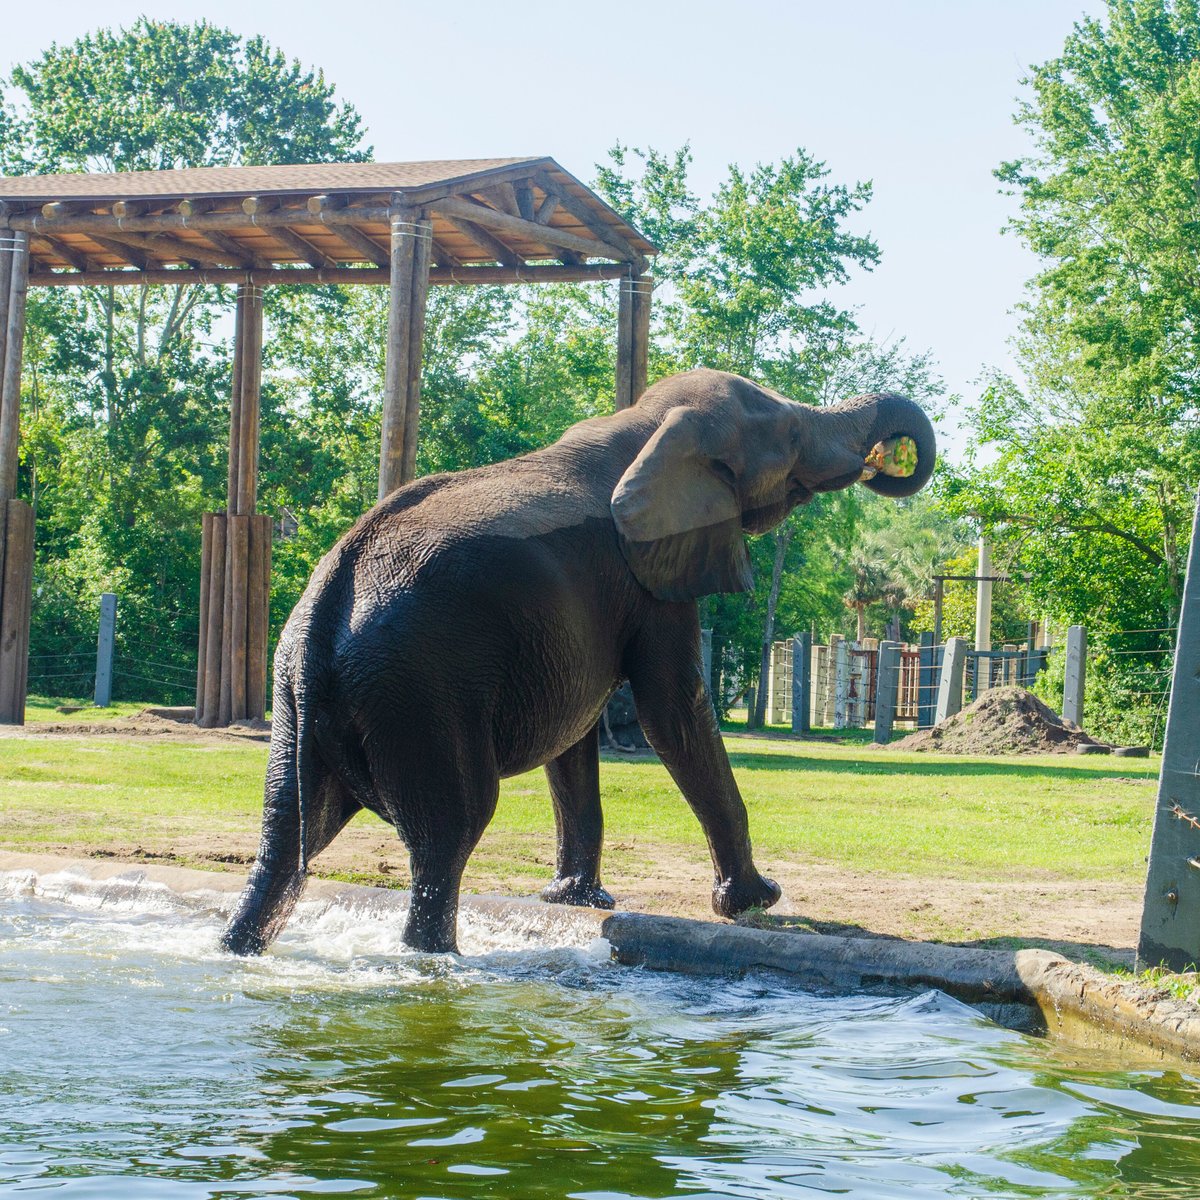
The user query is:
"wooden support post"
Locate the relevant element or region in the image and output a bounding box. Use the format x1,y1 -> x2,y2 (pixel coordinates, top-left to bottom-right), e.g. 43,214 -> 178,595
701,627 -> 713,703
199,514 -> 226,728
0,500 -> 33,723
228,513 -> 249,721
630,275 -> 651,403
226,289 -> 246,514
615,274 -> 634,411
792,632 -> 812,735
246,514 -> 271,721
833,640 -> 851,729
935,637 -> 967,724
0,232 -> 30,501
380,207 -> 418,498
94,592 -> 117,707
401,219 -> 432,485
0,231 -> 14,395
873,640 -> 901,745
1063,624 -> 1087,727
1140,487 -> 1200,971
236,286 -> 264,516
196,512 -> 214,714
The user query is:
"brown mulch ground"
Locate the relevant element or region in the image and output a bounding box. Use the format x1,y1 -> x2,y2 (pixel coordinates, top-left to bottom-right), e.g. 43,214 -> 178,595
887,687 -> 1106,756
3,707 -> 271,742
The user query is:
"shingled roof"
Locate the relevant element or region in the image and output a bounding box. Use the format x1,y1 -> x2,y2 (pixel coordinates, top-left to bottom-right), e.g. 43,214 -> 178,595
0,157 -> 656,283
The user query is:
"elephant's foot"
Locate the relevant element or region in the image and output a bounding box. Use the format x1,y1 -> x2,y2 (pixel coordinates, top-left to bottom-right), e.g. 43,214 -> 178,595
711,872 -> 781,919
541,875 -> 616,910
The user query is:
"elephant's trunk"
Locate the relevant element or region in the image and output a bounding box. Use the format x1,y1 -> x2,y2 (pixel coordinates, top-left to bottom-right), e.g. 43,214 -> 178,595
814,392 -> 936,498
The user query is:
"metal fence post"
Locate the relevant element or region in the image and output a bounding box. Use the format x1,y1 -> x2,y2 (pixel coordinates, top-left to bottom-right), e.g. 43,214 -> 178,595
1063,624 -> 1087,726
935,637 -> 967,723
873,640 -> 901,744
1139,487 -> 1200,970
94,592 -> 117,707
791,632 -> 811,735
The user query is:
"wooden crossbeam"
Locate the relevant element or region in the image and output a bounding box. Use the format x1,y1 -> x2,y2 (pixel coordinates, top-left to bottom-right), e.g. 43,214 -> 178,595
28,263 -> 632,287
94,230 -> 239,268
482,182 -> 521,217
33,234 -> 92,273
201,229 -> 265,269
515,184 -> 536,222
442,215 -> 523,268
87,235 -> 150,270
534,172 -> 645,267
534,193 -> 560,225
432,195 -> 630,262
304,197 -> 389,266
271,225 -> 338,270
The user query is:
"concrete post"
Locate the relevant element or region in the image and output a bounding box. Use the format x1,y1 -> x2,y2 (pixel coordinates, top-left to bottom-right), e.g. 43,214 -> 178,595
1140,487 -> 1200,971
791,632 -> 811,735
1063,624 -> 1087,727
833,640 -> 851,728
873,640 -> 901,745
935,637 -> 967,724
918,630 -> 936,728
94,592 -> 117,707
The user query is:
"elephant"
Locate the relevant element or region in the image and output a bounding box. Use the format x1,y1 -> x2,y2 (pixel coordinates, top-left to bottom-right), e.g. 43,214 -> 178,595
220,368 -> 935,955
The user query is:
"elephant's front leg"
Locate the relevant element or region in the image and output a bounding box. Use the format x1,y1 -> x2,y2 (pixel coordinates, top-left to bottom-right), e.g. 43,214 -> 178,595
627,609 -> 781,919
540,722 -> 615,910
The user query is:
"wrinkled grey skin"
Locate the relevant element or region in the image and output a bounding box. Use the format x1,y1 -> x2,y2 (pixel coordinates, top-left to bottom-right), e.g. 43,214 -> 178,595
221,369 -> 936,955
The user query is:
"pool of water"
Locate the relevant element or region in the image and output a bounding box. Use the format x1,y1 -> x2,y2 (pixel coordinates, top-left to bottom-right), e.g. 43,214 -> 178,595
2,877 -> 1199,1198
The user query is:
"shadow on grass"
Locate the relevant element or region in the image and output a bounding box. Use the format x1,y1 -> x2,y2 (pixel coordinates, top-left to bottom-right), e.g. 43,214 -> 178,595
723,748 -> 1156,784
745,913 -> 1135,970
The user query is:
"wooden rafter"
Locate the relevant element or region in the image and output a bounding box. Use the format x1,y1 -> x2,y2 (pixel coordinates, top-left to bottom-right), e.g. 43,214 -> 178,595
534,172 -> 644,268
33,234 -> 92,273
305,196 -> 389,266
87,234 -> 150,270
442,214 -> 523,268
432,195 -> 628,262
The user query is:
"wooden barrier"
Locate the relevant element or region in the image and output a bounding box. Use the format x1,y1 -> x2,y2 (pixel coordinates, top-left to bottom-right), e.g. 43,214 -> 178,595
195,512 -> 270,726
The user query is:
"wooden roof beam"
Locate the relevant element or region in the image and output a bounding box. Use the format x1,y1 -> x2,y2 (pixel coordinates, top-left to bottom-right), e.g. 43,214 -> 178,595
177,199 -> 266,268
93,230 -> 240,269
305,196 -> 390,266
88,234 -> 150,270
28,262 -> 630,288
534,172 -> 646,269
432,195 -> 631,263
243,196 -> 336,269
33,234 -> 94,273
515,184 -> 536,222
442,214 -> 523,268
533,193 -> 560,225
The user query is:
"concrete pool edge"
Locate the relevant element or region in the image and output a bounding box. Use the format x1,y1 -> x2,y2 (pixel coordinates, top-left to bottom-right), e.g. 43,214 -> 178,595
4,851 -> 1196,1064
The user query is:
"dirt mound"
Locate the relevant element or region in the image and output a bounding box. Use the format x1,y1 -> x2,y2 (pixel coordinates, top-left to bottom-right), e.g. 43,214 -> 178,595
5,707 -> 271,742
888,686 -> 1105,755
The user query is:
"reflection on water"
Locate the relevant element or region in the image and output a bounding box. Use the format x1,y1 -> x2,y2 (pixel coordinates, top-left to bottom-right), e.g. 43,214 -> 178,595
1,880 -> 1198,1198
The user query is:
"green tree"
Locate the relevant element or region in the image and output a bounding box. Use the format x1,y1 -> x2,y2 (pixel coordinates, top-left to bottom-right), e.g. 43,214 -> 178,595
1,20 -> 369,698
966,0 -> 1200,629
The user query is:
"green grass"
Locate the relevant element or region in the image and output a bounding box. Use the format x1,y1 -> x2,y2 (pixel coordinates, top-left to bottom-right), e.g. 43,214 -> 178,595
23,696 -> 151,723
0,724 -> 1159,884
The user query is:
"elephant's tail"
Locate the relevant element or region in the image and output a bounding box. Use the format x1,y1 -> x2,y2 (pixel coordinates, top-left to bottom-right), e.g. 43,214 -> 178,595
292,653 -> 318,877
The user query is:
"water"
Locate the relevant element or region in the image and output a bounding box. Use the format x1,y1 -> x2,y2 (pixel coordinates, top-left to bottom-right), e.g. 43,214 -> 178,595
1,878 -> 1199,1198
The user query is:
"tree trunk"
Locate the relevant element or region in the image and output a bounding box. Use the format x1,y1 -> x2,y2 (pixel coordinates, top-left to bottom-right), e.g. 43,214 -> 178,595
856,603 -> 867,643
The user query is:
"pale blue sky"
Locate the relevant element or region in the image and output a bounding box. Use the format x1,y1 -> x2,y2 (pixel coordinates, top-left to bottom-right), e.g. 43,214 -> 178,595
3,0 -> 1099,455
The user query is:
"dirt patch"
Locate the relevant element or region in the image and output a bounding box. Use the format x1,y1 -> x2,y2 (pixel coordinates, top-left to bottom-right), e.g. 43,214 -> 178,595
3,707 -> 271,743
887,687 -> 1106,756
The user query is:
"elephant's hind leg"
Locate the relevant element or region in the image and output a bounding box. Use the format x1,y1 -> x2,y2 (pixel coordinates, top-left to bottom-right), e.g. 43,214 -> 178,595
221,698 -> 361,955
540,722 -> 615,910
370,741 -> 501,954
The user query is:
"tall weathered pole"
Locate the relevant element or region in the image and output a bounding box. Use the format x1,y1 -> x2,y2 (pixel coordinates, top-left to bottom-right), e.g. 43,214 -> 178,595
1139,488 -> 1200,971
0,231 -> 32,724
615,273 -> 652,411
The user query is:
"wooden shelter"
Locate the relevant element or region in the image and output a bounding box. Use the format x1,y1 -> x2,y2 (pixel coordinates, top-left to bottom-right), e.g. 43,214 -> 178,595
0,158 -> 656,725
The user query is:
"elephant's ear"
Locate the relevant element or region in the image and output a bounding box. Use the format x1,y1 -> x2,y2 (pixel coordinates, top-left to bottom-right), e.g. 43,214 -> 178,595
611,407 -> 753,602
